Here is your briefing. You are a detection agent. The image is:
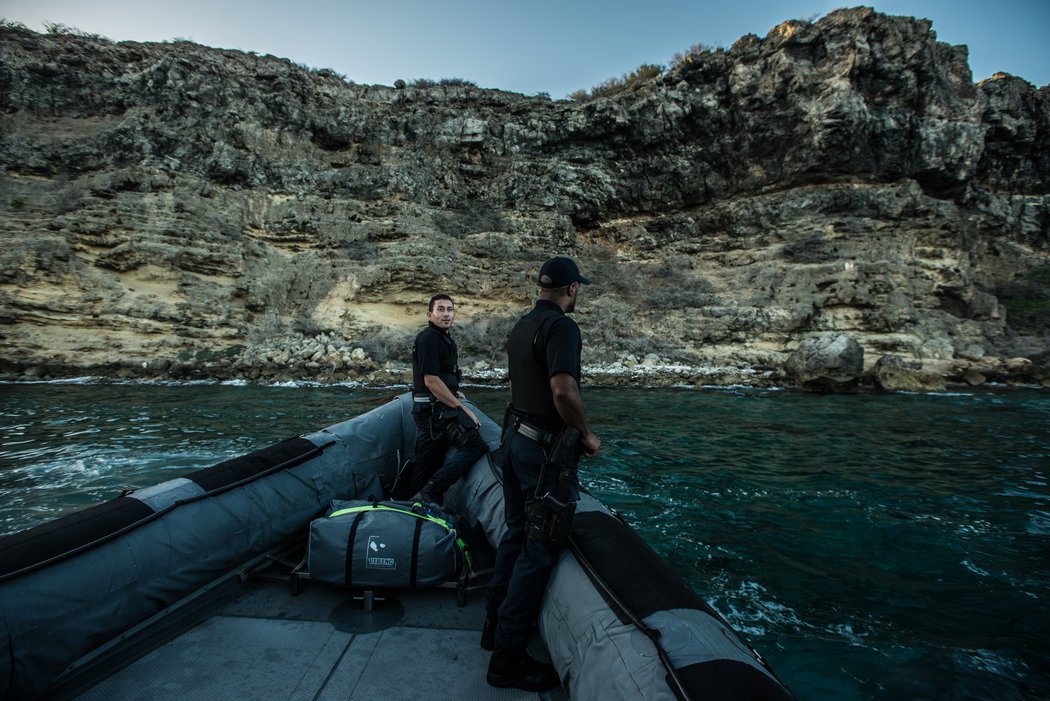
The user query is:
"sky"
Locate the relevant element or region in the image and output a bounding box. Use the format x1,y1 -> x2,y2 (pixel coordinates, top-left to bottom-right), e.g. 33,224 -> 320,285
3,0 -> 1048,97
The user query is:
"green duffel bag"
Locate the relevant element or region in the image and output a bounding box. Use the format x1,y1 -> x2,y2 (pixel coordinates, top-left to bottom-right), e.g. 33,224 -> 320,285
308,499 -> 471,588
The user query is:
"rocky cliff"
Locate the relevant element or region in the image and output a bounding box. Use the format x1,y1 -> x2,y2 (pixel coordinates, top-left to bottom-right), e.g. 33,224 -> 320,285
1,7 -> 1048,389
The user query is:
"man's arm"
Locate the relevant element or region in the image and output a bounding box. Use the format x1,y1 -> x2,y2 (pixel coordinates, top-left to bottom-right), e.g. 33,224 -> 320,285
423,374 -> 480,427
550,373 -> 600,456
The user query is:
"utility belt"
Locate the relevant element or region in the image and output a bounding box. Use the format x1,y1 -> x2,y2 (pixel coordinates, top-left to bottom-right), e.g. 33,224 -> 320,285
505,408 -> 562,450
513,418 -> 557,449
415,395 -> 477,448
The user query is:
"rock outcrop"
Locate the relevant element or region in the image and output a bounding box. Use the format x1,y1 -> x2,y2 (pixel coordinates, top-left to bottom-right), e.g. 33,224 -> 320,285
871,353 -> 947,392
1,8 -> 1048,389
785,333 -> 865,392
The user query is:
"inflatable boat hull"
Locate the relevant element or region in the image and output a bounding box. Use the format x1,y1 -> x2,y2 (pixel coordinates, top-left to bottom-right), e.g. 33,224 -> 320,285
0,393 -> 792,700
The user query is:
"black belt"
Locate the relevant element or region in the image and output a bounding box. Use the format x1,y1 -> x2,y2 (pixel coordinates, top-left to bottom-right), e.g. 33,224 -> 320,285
513,418 -> 557,448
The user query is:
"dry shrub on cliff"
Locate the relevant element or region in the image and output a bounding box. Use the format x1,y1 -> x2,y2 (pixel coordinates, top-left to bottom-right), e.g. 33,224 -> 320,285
356,327 -> 414,364
670,43 -> 717,68
338,239 -> 380,261
582,248 -> 644,299
41,22 -> 109,41
292,317 -> 332,337
998,265 -> 1050,334
780,232 -> 838,263
434,204 -> 507,239
243,251 -> 341,326
568,63 -> 664,101
584,252 -> 712,309
577,314 -> 668,363
410,78 -> 478,88
640,257 -> 715,309
52,176 -> 83,214
453,312 -> 520,365
461,232 -> 517,260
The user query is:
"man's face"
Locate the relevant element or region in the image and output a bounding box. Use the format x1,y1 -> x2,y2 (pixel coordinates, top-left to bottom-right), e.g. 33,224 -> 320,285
565,283 -> 578,313
428,299 -> 455,329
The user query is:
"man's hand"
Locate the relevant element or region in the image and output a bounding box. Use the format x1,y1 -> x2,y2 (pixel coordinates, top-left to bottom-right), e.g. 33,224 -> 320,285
462,405 -> 480,429
551,373 -> 598,456
580,429 -> 601,457
454,390 -> 481,426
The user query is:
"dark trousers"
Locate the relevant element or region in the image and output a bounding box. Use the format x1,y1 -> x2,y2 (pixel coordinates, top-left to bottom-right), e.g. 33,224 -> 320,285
486,427 -> 576,653
394,405 -> 487,498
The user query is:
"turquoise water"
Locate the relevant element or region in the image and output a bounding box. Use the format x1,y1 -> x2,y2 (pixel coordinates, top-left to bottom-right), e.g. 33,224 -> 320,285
1,381 -> 1048,700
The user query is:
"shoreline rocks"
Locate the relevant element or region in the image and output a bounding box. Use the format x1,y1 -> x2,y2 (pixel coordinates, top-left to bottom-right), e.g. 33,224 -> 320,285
2,337 -> 1047,391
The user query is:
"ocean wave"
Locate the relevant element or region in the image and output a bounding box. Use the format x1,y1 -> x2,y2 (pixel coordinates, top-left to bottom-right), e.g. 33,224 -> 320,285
0,376 -> 104,385
1026,510 -> 1050,535
717,579 -> 808,638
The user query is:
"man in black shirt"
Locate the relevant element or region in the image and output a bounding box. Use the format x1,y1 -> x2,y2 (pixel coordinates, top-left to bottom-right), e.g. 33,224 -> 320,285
393,293 -> 486,504
484,258 -> 601,692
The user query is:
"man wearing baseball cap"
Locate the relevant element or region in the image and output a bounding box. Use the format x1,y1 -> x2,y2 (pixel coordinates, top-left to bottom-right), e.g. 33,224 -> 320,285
537,255 -> 590,294
484,256 -> 601,692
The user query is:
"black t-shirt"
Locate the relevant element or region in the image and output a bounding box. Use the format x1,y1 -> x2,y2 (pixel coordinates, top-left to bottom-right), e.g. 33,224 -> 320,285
412,322 -> 460,395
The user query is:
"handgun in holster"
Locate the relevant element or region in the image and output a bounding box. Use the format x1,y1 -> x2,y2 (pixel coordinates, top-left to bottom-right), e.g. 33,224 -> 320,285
526,426 -> 581,546
442,405 -> 478,448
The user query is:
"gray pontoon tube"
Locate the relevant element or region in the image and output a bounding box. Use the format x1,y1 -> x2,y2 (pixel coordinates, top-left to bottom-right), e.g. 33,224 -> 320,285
453,414 -> 795,701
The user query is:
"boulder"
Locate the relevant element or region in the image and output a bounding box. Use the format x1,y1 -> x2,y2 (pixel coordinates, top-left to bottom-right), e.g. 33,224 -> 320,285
871,354 -> 946,392
784,334 -> 864,392
962,368 -> 988,386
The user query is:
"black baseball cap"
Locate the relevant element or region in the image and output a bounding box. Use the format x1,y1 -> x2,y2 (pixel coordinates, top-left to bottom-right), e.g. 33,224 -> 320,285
538,257 -> 591,289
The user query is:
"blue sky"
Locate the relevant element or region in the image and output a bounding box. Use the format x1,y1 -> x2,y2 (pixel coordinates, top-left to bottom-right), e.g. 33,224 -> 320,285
3,0 -> 1047,97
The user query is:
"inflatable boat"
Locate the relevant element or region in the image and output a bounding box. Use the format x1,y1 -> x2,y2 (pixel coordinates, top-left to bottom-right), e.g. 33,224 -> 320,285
0,392 -> 794,700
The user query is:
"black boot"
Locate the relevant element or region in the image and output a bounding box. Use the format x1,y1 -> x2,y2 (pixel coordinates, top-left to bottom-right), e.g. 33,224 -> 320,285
486,648 -> 560,692
480,611 -> 496,651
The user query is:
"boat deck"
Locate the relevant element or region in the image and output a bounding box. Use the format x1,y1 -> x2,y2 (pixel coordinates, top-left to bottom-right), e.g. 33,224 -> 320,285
66,550 -> 563,701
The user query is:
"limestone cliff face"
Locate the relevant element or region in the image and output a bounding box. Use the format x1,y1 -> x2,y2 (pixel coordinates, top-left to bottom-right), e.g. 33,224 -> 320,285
1,8 -> 1048,387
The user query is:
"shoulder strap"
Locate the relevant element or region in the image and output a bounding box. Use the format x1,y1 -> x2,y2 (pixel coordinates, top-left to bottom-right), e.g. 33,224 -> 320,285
531,311 -> 561,366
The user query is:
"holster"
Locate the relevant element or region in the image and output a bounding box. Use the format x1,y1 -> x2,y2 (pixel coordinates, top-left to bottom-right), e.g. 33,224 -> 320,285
436,405 -> 478,448
525,427 -> 581,546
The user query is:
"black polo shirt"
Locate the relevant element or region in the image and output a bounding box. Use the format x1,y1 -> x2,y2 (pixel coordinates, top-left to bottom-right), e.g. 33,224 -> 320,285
412,322 -> 460,396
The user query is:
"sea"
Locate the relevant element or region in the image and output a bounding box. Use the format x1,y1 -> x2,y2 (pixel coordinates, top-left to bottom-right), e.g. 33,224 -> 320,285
1,380 -> 1047,700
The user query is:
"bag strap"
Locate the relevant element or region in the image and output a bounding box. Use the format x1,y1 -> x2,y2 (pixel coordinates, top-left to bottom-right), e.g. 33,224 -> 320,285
409,518 -> 424,588
330,503 -> 451,530
344,516 -> 362,586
